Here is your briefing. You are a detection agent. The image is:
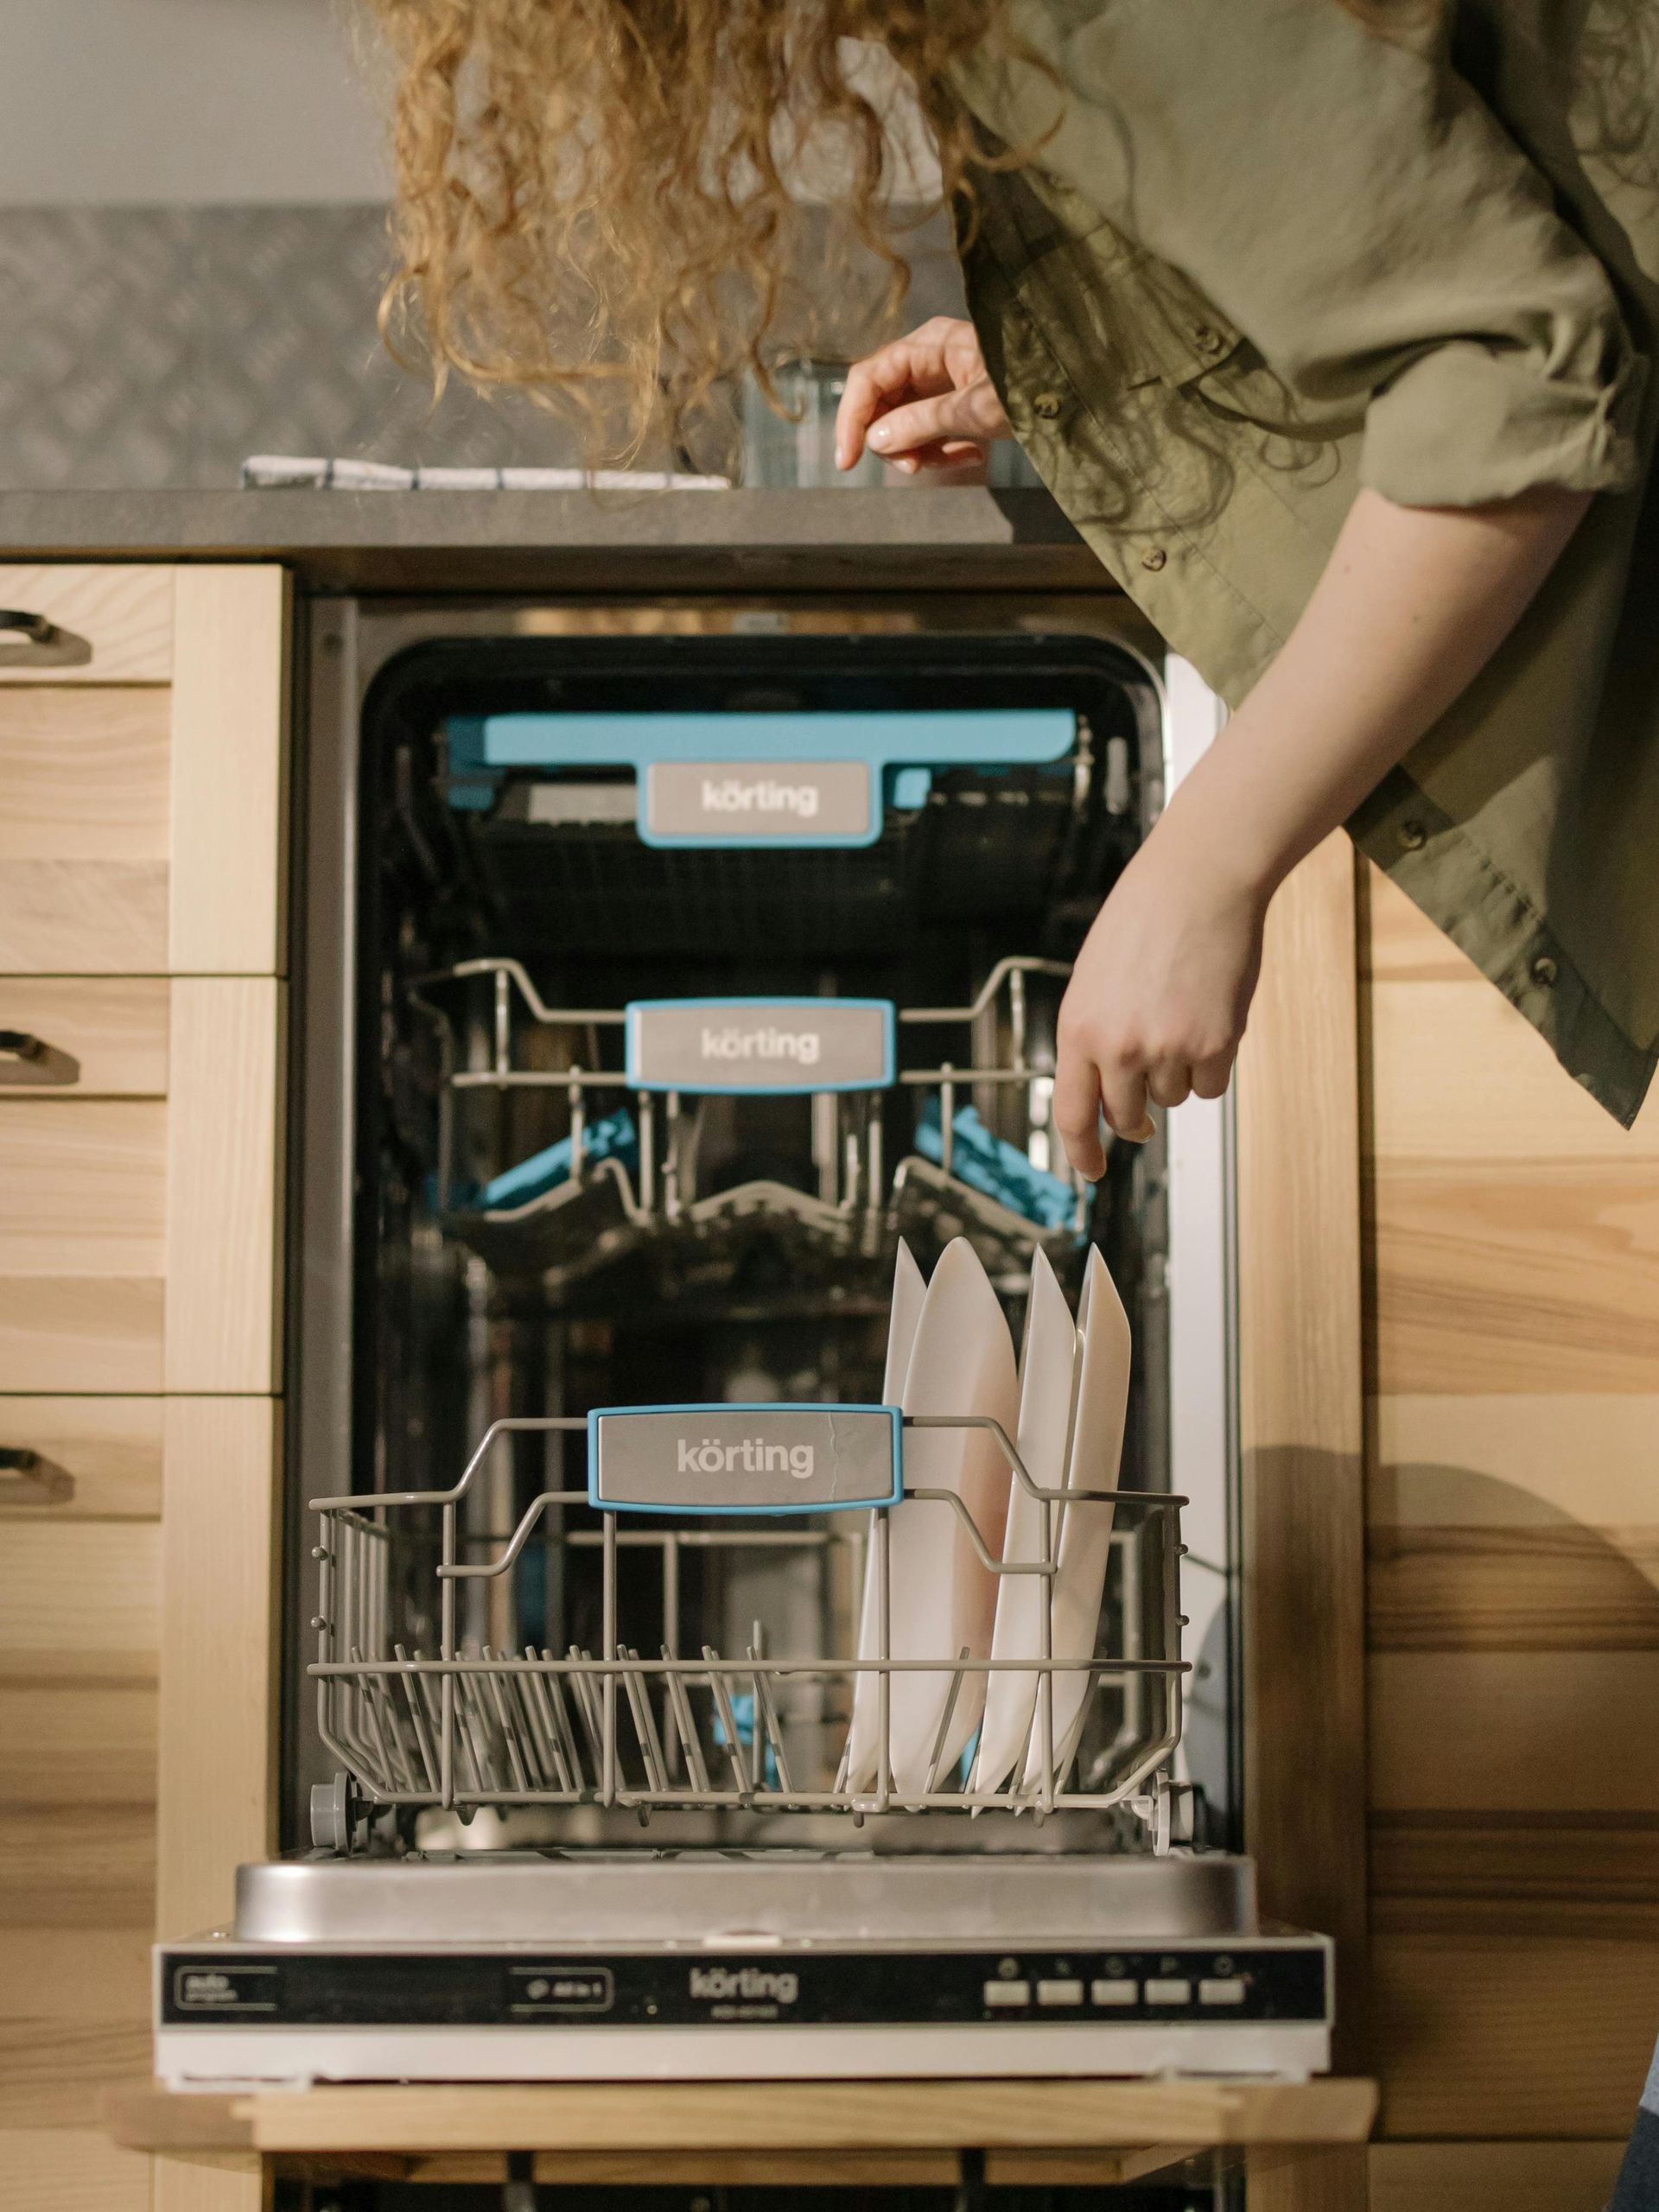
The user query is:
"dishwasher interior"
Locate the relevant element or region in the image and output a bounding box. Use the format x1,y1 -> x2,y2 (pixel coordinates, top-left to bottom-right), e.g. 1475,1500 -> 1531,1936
154,600 -> 1325,2130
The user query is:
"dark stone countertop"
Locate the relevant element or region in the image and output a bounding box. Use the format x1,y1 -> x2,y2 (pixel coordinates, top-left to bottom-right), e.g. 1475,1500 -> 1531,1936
0,486 -> 1112,596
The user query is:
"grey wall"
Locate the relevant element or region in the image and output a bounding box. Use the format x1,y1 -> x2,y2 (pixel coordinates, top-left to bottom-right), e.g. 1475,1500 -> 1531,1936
0,0 -> 386,205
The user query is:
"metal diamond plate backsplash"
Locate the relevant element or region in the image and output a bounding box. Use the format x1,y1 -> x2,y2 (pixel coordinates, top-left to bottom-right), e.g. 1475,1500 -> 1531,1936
0,205 -> 588,487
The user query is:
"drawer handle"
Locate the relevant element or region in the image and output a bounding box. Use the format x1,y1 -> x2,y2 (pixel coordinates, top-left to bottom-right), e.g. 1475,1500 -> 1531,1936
0,607 -> 92,670
0,1029 -> 79,1086
0,1448 -> 75,1506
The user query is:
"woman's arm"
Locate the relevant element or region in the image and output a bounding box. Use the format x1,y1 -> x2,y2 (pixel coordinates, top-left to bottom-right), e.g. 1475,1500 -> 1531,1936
1052,480 -> 1590,1170
837,320 -> 1593,1171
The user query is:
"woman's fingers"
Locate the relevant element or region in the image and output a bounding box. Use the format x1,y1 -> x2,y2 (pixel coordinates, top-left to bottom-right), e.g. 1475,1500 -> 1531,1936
865,387 -> 987,463
836,326 -> 954,467
1192,1049 -> 1236,1101
1052,1046 -> 1109,1182
1098,1060 -> 1154,1146
1147,1059 -> 1193,1109
836,317 -> 1010,469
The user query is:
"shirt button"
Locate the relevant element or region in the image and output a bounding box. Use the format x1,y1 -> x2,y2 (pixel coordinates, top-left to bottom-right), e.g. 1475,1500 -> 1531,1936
1032,392 -> 1064,421
1530,954 -> 1558,988
1141,547 -> 1168,571
1194,325 -> 1226,357
1397,819 -> 1427,851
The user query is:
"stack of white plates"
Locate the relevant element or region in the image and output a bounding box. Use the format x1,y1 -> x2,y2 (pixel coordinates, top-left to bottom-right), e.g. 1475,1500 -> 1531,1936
846,1236 -> 1131,1801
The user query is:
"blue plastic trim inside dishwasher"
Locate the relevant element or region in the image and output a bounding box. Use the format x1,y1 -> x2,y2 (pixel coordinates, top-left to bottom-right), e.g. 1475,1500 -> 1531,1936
444,709 -> 1075,844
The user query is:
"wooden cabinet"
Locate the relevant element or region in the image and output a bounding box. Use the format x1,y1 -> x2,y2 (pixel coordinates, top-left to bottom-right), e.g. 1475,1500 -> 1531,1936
0,563 -> 288,2212
1361,866 -> 1659,2204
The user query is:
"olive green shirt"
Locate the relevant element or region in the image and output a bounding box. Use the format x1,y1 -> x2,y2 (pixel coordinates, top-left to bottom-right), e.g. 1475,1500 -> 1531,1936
952,0 -> 1659,1123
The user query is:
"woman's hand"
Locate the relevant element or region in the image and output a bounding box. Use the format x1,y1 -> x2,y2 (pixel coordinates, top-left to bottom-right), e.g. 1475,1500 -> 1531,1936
1054,818 -> 1267,1177
836,316 -> 1013,474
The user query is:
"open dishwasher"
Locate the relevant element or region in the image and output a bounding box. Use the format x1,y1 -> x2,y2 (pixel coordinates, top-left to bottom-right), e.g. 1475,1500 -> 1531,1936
154,597 -> 1331,2089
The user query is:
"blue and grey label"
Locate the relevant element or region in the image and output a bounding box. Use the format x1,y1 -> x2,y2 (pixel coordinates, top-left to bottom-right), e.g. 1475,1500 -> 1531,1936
626,999 -> 893,1093
645,759 -> 871,841
589,1405 -> 900,1513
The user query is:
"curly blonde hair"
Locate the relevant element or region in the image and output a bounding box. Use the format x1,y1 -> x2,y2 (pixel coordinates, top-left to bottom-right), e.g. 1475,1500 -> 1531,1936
365,0 -> 1435,468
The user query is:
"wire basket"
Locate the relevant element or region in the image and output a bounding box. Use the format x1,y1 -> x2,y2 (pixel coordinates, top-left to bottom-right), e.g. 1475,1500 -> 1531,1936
407,956 -> 1093,1287
309,1408 -> 1186,1834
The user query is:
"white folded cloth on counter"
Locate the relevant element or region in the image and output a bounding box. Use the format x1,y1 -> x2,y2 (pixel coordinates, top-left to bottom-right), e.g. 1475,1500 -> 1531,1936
240,456 -> 728,491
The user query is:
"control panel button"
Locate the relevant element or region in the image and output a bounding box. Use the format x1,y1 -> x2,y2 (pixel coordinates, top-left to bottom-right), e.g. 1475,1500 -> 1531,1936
1037,1978 -> 1084,2007
1143,1977 -> 1192,2005
1199,1976 -> 1248,2006
1090,1978 -> 1138,2008
983,1980 -> 1031,2009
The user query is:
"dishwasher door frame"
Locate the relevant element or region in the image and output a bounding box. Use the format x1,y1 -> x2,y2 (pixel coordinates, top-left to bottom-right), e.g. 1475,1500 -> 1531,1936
284,589 -> 1239,1851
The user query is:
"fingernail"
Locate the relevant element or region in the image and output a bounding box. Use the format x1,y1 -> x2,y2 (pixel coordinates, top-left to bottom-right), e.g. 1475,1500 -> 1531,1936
868,422 -> 890,448
898,456 -> 918,474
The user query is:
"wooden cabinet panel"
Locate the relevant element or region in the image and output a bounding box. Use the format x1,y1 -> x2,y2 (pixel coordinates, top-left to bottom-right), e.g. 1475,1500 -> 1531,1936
1372,1820 -> 1659,1940
169,568 -> 289,977
0,1100 -> 166,1275
0,2126 -> 153,2212
0,686 -> 170,976
0,1684 -> 156,1806
156,1397 -> 279,1939
1370,977 -> 1659,1161
0,1522 -> 160,1682
0,1927 -> 151,2130
0,979 -> 168,1096
1236,835 -> 1369,2075
0,565 -> 173,685
1372,1933 -> 1658,2138
0,861 -> 168,976
164,980 -> 283,1394
0,1805 -> 154,1927
1371,1161 -> 1659,1395
1370,1650 -> 1659,1814
0,1396 -> 163,1519
1373,1392 -> 1659,1531
0,688 -> 170,861
1370,1520 -> 1659,1651
0,1278 -> 163,1394
1370,2139 -> 1628,2212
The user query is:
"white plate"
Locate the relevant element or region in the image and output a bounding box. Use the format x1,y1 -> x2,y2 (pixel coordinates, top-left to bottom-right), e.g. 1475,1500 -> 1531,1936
845,1239 -> 926,1786
1020,1244 -> 1131,1794
846,1237 -> 1017,1797
972,1249 -> 1079,1796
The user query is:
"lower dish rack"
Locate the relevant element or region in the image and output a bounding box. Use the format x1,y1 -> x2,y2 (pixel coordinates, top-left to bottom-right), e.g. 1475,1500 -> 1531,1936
309,1405 -> 1186,1841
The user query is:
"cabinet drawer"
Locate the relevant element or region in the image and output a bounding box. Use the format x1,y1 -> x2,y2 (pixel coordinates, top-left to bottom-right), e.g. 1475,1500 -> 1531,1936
0,1280 -> 162,1394
0,1396 -> 163,1519
0,1101 -> 166,1274
0,565 -> 173,683
0,1102 -> 167,1390
0,1521 -> 160,1681
0,689 -> 170,975
0,979 -> 168,1096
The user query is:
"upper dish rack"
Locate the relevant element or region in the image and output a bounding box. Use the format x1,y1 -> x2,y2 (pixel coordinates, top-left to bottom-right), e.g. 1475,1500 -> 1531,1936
309,1407 -> 1185,1848
409,955 -> 1091,1286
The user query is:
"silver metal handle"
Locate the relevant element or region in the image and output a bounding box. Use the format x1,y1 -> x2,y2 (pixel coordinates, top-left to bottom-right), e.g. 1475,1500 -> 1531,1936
0,1030 -> 79,1087
0,1448 -> 74,1506
0,607 -> 91,670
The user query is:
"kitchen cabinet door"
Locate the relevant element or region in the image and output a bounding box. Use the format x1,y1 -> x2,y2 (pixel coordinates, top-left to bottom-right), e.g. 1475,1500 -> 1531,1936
0,563 -> 289,2212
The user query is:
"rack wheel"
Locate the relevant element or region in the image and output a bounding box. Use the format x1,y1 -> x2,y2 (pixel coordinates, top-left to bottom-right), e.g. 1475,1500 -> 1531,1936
310,1770 -> 356,1853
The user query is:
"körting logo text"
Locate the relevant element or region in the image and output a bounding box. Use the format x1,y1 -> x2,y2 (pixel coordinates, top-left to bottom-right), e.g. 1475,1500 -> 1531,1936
690,1966 -> 801,2005
700,1023 -> 822,1068
700,776 -> 820,821
677,1435 -> 815,1481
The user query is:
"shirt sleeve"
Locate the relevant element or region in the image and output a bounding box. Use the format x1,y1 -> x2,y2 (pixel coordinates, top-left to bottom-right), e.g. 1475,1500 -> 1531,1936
976,0 -> 1644,505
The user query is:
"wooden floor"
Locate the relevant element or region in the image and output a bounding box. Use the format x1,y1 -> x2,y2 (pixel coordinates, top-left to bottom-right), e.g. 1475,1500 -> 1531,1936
1360,865 -> 1659,2207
